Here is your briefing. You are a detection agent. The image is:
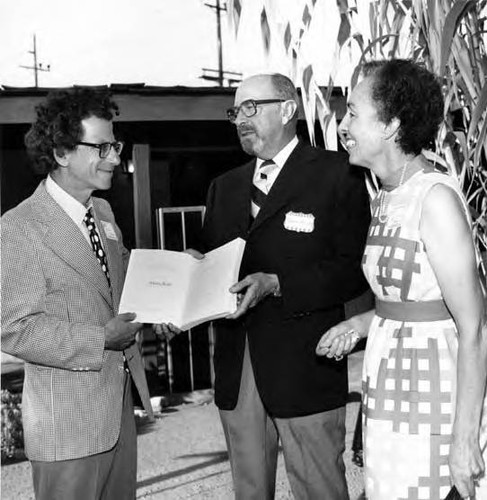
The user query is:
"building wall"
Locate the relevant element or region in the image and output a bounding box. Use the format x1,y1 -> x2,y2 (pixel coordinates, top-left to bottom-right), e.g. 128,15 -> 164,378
1,117 -> 342,249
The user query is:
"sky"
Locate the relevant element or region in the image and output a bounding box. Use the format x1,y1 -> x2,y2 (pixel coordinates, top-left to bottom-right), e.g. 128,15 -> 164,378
0,0 -> 347,89
1,0 -> 227,87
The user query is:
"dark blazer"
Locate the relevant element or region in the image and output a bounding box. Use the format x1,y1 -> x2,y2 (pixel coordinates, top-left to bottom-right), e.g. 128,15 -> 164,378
201,141 -> 370,418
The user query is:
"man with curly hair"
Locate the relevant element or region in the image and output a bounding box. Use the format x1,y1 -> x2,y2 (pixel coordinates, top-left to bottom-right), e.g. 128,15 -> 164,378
1,88 -> 153,500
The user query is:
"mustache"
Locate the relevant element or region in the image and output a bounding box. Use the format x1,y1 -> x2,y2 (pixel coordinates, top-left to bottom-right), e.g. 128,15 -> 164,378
237,124 -> 256,135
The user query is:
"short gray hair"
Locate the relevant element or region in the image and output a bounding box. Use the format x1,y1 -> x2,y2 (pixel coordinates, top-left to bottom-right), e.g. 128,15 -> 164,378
270,73 -> 298,102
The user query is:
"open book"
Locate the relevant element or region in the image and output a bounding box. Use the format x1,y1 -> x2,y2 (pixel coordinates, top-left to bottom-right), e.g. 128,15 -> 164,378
118,238 -> 246,330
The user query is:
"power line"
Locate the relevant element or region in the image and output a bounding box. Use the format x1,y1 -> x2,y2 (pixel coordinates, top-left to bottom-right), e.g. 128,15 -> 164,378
19,34 -> 51,87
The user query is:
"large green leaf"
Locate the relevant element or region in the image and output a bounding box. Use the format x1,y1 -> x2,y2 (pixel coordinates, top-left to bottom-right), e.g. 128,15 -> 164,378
439,0 -> 477,76
452,42 -> 477,100
233,0 -> 486,259
468,80 -> 487,142
473,112 -> 487,170
350,34 -> 400,88
337,13 -> 351,48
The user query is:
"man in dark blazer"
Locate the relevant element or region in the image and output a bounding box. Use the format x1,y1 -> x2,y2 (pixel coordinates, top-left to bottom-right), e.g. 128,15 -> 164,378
200,74 -> 370,499
1,89 -> 153,500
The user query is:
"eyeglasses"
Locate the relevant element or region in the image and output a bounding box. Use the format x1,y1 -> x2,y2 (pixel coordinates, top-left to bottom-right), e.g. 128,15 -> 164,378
77,141 -> 124,158
226,99 -> 286,123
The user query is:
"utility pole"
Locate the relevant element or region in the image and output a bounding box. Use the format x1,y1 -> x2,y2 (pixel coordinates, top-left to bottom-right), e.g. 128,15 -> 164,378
201,0 -> 242,87
20,34 -> 51,87
205,0 -> 225,86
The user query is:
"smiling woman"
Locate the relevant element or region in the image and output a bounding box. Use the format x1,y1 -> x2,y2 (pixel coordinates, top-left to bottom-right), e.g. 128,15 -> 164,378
317,59 -> 487,500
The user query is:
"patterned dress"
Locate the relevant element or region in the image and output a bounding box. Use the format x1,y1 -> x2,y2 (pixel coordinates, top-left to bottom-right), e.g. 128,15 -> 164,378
361,167 -> 487,500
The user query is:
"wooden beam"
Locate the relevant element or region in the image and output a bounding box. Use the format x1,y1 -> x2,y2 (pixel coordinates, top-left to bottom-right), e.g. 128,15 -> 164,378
0,92 -> 347,124
0,94 -> 235,124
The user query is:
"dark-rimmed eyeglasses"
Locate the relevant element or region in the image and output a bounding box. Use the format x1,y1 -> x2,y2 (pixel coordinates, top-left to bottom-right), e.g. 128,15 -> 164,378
77,141 -> 124,158
226,99 -> 286,123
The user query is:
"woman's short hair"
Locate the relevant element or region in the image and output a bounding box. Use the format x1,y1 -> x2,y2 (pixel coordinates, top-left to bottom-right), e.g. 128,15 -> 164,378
361,59 -> 444,155
25,88 -> 119,174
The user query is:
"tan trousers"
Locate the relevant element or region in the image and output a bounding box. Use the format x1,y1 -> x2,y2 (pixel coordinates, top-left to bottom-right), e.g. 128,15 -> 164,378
219,340 -> 349,500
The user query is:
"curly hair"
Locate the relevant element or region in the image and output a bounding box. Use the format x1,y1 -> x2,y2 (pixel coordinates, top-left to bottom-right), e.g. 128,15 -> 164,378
25,88 -> 119,174
361,59 -> 444,155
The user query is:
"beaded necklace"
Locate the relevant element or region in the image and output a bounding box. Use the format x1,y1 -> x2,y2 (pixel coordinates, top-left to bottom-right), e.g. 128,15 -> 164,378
378,158 -> 412,223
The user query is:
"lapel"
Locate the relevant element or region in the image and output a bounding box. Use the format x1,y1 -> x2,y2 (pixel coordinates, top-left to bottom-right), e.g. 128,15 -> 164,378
232,160 -> 255,234
92,199 -> 124,311
31,181 -> 113,308
250,141 -> 312,233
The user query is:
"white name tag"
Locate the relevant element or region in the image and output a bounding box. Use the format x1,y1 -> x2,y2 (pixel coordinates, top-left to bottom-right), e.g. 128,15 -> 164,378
284,212 -> 315,233
100,221 -> 118,240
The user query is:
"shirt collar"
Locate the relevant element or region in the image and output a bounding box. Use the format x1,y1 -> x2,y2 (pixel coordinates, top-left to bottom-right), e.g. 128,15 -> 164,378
45,175 -> 92,226
256,135 -> 299,170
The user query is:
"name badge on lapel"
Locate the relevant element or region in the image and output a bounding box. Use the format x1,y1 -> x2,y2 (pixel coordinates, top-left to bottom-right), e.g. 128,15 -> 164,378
100,221 -> 118,240
284,212 -> 315,233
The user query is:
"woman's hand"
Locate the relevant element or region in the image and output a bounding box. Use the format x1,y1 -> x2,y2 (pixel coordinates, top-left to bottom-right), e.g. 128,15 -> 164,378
316,310 -> 374,360
449,436 -> 485,498
316,322 -> 361,360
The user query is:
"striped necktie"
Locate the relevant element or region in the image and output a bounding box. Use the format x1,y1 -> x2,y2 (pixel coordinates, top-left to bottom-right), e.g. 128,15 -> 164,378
251,160 -> 278,218
83,208 -> 111,287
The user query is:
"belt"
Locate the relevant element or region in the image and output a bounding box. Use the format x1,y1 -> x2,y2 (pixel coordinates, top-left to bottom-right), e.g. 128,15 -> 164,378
375,299 -> 451,322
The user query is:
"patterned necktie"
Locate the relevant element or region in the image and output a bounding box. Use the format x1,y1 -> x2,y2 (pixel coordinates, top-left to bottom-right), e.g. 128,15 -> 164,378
251,160 -> 278,218
84,208 -> 128,372
83,208 -> 111,287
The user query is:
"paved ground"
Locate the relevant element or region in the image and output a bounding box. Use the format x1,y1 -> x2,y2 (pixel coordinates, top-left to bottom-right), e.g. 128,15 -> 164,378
1,351 -> 365,500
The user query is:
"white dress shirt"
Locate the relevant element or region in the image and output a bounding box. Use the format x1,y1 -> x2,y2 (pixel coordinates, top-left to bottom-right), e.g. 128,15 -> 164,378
253,135 -> 299,193
45,175 -> 98,247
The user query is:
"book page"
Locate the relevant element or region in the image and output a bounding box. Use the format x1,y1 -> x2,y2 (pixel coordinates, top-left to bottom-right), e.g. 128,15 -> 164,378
118,249 -> 193,324
182,238 -> 246,329
118,238 -> 246,329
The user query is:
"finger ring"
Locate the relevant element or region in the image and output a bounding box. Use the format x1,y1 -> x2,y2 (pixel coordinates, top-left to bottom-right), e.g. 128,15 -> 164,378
335,355 -> 343,361
346,329 -> 361,343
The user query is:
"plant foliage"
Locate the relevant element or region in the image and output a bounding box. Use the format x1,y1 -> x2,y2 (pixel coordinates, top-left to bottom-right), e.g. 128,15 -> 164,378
1,389 -> 24,461
227,0 -> 487,283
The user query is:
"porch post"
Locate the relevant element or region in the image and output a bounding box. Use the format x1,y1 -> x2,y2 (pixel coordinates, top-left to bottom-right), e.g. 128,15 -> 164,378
132,144 -> 152,249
